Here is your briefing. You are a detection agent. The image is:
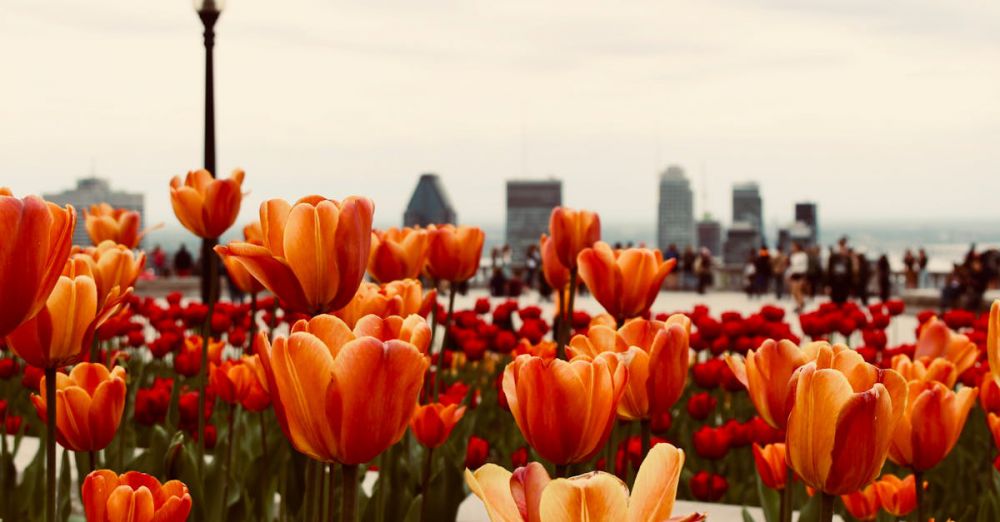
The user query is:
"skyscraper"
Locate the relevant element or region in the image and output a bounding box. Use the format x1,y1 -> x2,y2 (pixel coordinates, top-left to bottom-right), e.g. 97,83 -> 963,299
506,179 -> 562,265
44,177 -> 144,247
794,202 -> 818,246
732,182 -> 764,244
656,166 -> 695,253
696,218 -> 722,256
403,173 -> 456,227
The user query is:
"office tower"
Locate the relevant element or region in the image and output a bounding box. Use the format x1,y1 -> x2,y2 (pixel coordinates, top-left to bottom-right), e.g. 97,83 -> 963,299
723,222 -> 760,266
732,182 -> 764,243
404,173 -> 456,227
505,179 -> 562,265
794,202 -> 818,246
656,166 -> 695,252
44,177 -> 144,247
696,218 -> 722,256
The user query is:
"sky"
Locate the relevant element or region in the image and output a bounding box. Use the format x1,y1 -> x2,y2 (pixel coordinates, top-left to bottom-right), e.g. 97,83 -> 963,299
3,0 -> 1000,232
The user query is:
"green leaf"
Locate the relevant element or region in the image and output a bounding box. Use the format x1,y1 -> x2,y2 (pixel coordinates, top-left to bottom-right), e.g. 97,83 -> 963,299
754,472 -> 780,522
58,449 -> 71,522
742,506 -> 758,522
796,488 -> 821,522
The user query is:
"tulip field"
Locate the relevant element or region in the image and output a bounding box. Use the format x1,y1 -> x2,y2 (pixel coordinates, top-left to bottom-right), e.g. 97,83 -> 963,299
2,171 -> 1000,521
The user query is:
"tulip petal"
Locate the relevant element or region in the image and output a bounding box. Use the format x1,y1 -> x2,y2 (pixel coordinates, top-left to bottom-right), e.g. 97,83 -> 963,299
628,443 -> 684,522
538,472 -> 628,522
465,465 -> 524,522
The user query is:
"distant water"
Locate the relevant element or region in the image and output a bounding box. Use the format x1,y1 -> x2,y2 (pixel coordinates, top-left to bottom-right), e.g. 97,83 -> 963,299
145,220 -> 1000,274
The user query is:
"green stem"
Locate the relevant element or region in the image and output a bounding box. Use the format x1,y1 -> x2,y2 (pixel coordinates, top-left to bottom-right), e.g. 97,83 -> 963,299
0,408 -> 7,520
820,493 -> 834,522
198,285 -> 217,463
420,447 -> 434,522
321,460 -> 329,521
45,367 -> 56,522
605,422 -> 617,475
556,269 -> 578,360
376,452 -> 387,522
89,335 -> 100,363
342,464 -> 358,522
220,405 -> 238,516
424,279 -> 440,400
914,470 -> 923,522
328,463 -> 337,522
555,464 -> 568,478
780,466 -> 792,522
433,284 -> 457,402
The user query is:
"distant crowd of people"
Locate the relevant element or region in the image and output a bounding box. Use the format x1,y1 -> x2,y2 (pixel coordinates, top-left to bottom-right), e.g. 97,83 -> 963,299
153,237 -> 999,312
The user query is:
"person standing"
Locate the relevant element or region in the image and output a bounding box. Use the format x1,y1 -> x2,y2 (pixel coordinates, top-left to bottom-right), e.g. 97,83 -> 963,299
827,238 -> 854,305
695,247 -> 714,294
917,248 -> 929,288
772,246 -> 788,300
903,249 -> 917,289
173,243 -> 194,277
744,251 -> 758,299
754,245 -> 773,296
855,250 -> 871,305
788,242 -> 808,312
806,245 -> 823,299
877,254 -> 892,302
682,245 -> 697,291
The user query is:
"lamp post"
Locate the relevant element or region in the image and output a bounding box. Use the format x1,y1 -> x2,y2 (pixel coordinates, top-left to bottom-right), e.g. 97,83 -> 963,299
194,0 -> 223,303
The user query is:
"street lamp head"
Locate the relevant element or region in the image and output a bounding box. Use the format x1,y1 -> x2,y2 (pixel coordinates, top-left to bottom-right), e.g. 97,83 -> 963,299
193,0 -> 225,14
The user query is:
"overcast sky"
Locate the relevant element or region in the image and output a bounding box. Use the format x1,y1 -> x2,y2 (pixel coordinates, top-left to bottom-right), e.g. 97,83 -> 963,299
3,0 -> 1000,231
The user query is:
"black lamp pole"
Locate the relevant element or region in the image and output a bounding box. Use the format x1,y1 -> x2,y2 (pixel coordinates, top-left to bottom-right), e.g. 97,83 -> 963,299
198,5 -> 220,303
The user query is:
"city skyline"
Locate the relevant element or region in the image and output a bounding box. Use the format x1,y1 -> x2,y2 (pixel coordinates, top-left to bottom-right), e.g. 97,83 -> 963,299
4,0 -> 1000,231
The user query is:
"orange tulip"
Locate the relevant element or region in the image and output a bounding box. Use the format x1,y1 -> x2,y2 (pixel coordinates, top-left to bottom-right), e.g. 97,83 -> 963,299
548,207 -> 600,270
981,373 -> 1000,414
888,380 -> 975,471
210,356 -> 270,412
577,242 -> 675,321
82,470 -> 192,522
68,241 -> 145,311
540,233 -> 569,291
725,340 -> 824,429
410,402 -> 466,449
987,412 -> 1000,449
217,222 -> 266,294
840,484 -> 880,521
7,269 -> 120,369
425,224 -> 484,283
502,354 -> 627,465
785,345 -> 906,495
352,314 -> 432,354
257,314 -> 428,464
514,339 -> 557,359
31,363 -> 126,452
368,227 -> 429,283
335,279 -> 435,328
569,316 -> 690,421
83,203 -> 149,249
169,168 -> 244,238
215,195 -> 374,315
914,316 -> 979,375
989,300 -> 1000,380
889,354 -> 957,388
873,474 -> 918,517
465,443 -> 703,522
752,443 -> 789,490
0,190 -> 75,338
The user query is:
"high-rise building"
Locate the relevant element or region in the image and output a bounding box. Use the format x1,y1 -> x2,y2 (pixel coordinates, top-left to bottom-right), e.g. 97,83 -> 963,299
656,166 -> 695,252
505,179 -> 562,265
404,173 -> 456,227
723,221 -> 760,266
794,202 -> 818,246
44,177 -> 144,247
696,218 -> 722,256
732,182 -> 763,244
